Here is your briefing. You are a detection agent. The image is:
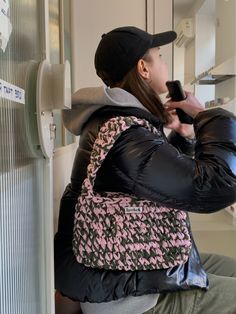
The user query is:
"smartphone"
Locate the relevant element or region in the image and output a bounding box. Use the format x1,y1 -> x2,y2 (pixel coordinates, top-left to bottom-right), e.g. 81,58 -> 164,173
166,80 -> 193,124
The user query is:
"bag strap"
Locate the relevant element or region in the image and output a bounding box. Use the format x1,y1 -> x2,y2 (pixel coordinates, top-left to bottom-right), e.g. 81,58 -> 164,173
84,116 -> 158,189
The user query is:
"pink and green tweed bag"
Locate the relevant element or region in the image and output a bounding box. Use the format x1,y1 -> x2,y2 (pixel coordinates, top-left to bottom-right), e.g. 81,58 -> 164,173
73,116 -> 192,271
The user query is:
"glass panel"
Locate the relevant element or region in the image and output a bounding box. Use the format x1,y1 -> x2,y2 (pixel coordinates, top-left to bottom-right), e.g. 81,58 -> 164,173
0,0 -> 48,313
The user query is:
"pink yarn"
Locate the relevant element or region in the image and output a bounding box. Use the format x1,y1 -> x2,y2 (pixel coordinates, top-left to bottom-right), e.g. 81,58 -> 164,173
73,116 -> 192,271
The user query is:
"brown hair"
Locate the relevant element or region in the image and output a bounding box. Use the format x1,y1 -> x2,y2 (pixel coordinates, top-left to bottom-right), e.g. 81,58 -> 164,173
99,51 -> 171,124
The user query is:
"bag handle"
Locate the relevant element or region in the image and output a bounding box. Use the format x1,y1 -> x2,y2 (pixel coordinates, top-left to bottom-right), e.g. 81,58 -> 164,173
83,116 -> 158,190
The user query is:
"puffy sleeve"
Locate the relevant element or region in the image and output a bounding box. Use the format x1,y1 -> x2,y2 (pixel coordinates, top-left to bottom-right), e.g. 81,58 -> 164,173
167,130 -> 195,156
95,108 -> 236,213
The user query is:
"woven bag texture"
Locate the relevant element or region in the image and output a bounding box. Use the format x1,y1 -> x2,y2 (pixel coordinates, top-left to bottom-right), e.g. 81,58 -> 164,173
73,116 -> 191,271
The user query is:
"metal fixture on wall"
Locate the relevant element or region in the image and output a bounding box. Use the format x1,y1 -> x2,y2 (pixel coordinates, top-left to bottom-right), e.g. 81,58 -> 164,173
36,59 -> 71,157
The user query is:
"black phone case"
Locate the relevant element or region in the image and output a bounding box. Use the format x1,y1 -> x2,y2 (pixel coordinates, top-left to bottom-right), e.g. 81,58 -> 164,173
166,80 -> 193,124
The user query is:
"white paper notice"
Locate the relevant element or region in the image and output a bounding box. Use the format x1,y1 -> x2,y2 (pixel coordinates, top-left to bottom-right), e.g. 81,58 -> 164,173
0,0 -> 12,52
0,79 -> 25,104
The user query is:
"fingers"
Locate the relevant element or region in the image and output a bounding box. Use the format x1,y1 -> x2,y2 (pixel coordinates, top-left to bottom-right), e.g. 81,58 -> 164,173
164,100 -> 182,111
164,91 -> 204,119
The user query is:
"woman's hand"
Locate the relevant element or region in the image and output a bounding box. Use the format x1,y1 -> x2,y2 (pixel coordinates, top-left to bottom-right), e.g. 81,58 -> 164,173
166,91 -> 205,118
164,91 -> 204,138
165,110 -> 195,139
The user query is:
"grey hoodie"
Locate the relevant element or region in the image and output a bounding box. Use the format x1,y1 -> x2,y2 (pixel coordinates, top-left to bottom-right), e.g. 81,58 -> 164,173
62,86 -> 150,136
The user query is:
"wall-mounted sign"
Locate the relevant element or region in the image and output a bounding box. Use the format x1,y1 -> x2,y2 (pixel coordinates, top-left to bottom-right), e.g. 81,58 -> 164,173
0,0 -> 12,52
0,79 -> 25,104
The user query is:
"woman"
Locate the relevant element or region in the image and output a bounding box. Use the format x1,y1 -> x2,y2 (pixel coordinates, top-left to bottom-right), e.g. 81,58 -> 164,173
55,26 -> 236,314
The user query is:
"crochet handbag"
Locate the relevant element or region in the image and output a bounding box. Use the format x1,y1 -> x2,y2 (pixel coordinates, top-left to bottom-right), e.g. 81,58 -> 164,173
73,116 -> 192,271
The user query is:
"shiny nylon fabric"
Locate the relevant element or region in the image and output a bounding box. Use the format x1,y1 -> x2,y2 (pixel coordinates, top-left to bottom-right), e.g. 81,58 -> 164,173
55,106 -> 236,302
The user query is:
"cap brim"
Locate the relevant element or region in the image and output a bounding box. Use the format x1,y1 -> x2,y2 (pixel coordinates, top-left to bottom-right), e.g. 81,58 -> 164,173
152,31 -> 177,47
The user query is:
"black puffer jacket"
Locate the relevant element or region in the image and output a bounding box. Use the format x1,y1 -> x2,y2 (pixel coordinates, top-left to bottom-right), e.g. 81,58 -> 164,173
55,86 -> 236,302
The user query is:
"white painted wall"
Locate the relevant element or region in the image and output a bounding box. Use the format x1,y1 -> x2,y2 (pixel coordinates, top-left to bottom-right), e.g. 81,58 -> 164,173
215,0 -> 236,100
216,77 -> 236,102
195,13 -> 215,76
184,39 -> 195,84
215,0 -> 236,64
71,0 -> 146,91
173,47 -> 185,84
70,0 -> 175,91
153,0 -> 173,79
53,143 -> 78,233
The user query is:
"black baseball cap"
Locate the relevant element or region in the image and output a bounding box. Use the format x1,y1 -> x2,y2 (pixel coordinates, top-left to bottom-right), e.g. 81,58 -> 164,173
94,26 -> 177,86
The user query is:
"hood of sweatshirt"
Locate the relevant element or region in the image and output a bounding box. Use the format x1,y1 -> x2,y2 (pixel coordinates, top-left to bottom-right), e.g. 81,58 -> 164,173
62,86 -> 149,135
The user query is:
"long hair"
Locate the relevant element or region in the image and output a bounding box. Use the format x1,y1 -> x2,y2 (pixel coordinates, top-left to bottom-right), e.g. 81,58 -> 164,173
98,51 -> 171,124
